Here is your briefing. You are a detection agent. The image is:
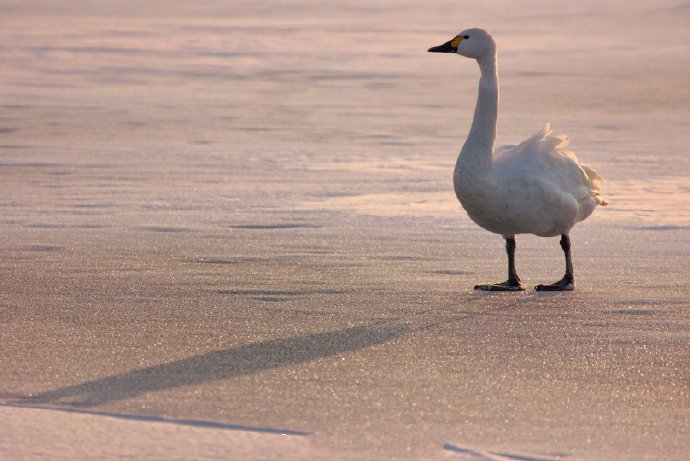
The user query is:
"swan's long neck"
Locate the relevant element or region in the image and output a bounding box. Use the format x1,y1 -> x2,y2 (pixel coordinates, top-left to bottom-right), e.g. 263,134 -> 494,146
456,55 -> 498,176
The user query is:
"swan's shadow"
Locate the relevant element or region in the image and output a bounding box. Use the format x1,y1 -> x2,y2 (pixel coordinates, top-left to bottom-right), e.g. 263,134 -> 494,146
18,322 -> 408,408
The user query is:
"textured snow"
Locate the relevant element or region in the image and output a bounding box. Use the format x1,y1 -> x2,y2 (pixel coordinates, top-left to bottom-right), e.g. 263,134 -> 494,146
1,1 -> 688,460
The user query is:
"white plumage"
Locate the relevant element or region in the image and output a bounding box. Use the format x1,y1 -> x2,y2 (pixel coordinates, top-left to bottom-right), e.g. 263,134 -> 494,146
429,28 -> 606,291
458,123 -> 606,238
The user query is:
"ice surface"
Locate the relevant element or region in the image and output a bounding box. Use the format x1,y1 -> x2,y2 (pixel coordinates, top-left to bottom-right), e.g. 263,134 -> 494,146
0,405 -> 317,461
1,1 -> 688,460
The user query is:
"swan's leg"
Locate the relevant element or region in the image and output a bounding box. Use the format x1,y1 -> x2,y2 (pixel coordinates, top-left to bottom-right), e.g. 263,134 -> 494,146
475,237 -> 526,291
535,234 -> 575,291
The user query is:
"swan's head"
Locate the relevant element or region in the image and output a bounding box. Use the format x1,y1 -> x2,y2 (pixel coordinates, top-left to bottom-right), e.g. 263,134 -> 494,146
428,28 -> 496,60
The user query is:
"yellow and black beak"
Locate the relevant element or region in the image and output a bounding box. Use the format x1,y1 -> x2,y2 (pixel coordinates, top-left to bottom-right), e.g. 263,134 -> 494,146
428,36 -> 462,53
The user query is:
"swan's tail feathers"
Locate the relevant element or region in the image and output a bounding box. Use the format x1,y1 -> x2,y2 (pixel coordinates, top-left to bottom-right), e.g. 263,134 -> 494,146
581,163 -> 608,206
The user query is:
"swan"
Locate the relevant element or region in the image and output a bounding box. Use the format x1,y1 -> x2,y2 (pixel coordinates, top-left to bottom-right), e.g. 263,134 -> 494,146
428,29 -> 607,291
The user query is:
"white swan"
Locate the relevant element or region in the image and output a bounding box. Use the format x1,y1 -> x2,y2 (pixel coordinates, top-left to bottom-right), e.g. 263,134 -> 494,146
429,29 -> 607,291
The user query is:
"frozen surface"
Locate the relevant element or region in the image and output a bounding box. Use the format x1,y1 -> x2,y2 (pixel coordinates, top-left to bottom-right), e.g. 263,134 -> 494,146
0,405 -> 318,461
1,1 -> 689,460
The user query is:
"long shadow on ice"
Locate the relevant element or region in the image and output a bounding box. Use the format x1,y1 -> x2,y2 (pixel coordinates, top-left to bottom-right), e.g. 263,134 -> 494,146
18,322 -> 408,408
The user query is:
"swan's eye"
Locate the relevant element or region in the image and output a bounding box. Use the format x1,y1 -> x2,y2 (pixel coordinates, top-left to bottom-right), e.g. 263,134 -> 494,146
464,35 -> 469,39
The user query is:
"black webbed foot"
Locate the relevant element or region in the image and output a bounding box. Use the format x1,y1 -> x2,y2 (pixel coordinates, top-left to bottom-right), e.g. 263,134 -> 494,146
535,276 -> 574,291
475,279 -> 526,292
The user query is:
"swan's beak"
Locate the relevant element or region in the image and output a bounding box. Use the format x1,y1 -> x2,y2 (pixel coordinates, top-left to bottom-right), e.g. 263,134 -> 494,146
428,40 -> 457,53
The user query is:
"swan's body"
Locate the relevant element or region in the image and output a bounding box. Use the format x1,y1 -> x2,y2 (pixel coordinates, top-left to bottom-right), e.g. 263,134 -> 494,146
456,124 -> 605,238
429,28 -> 606,291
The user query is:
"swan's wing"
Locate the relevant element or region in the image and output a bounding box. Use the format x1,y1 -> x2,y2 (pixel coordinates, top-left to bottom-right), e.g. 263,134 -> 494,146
494,124 -> 606,206
495,144 -> 516,155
